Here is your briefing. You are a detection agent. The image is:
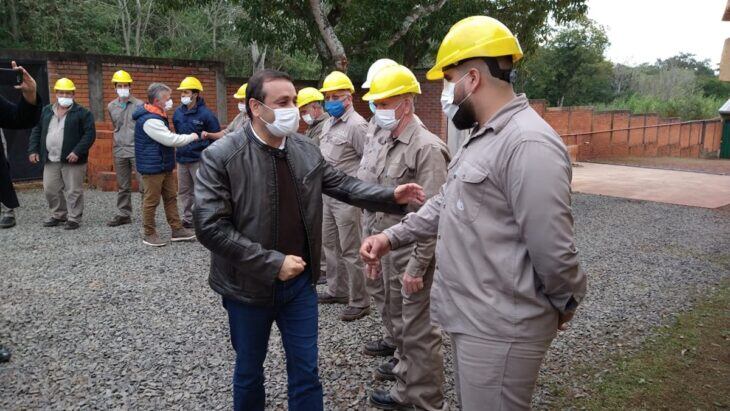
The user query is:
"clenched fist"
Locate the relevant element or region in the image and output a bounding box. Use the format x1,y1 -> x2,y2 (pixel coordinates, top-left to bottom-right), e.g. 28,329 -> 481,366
278,255 -> 306,281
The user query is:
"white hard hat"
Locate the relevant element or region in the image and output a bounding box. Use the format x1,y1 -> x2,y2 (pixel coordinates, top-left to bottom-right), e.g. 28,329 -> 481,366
362,58 -> 398,89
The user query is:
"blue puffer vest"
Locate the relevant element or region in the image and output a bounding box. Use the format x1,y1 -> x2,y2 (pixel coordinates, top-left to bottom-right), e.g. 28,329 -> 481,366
133,107 -> 176,175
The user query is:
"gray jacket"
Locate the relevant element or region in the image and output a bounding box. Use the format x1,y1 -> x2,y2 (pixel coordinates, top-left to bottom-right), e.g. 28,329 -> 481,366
384,95 -> 586,342
107,96 -> 143,158
194,124 -> 405,306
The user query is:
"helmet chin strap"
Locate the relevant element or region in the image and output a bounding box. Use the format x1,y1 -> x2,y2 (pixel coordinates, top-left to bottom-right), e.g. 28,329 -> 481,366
483,57 -> 516,84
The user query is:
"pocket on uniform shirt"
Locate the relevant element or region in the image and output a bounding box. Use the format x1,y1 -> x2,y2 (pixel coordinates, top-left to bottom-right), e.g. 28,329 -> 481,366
385,162 -> 409,183
452,160 -> 489,222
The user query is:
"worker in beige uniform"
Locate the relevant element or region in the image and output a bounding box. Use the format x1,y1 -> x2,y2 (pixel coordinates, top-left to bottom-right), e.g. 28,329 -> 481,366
361,16 -> 587,411
204,83 -> 249,140
358,58 -> 400,358
106,70 -> 144,227
317,71 -> 371,321
297,87 -> 330,147
363,65 -> 450,411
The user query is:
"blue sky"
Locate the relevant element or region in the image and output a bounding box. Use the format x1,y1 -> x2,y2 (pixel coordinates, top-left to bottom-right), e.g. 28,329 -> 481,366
587,0 -> 729,67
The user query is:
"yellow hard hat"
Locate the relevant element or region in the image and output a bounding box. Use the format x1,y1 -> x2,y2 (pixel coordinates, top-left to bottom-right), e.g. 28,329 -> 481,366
362,65 -> 421,102
319,71 -> 355,93
177,76 -> 204,91
233,83 -> 247,99
53,78 -> 76,92
362,58 -> 398,89
427,16 -> 523,80
111,70 -> 133,84
297,87 -> 325,108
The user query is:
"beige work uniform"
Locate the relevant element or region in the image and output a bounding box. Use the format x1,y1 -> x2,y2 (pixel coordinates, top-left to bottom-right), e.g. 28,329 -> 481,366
305,112 -> 330,147
384,95 -> 587,410
319,107 -> 369,308
108,96 -> 144,217
371,118 -> 450,410
358,119 -> 393,345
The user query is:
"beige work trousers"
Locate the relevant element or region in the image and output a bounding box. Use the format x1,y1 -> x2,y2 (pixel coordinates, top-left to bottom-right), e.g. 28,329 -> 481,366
321,195 -> 369,308
450,333 -> 552,411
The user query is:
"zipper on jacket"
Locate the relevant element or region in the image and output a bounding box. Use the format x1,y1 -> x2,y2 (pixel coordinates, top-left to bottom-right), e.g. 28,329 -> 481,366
270,153 -> 279,304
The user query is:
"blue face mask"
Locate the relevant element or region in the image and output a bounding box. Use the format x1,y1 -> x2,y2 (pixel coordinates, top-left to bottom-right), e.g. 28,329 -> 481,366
369,101 -> 376,114
325,100 -> 346,118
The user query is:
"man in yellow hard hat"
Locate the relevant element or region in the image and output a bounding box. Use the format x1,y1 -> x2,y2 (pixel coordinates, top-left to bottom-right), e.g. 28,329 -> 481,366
358,58 -> 399,360
106,69 -> 144,227
203,83 -> 249,140
317,71 -> 371,321
361,64 -> 450,411
28,77 -> 96,230
173,76 -> 221,229
361,16 -> 587,410
296,87 -> 329,147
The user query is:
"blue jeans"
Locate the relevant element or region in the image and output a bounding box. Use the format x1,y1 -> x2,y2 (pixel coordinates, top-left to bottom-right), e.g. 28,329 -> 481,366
223,270 -> 323,411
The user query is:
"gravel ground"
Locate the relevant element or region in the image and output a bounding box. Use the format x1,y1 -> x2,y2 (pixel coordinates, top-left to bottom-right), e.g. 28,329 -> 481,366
1,189 -> 728,410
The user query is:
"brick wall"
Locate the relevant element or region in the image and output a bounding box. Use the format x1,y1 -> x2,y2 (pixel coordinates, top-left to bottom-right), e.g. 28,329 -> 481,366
47,60 -> 90,108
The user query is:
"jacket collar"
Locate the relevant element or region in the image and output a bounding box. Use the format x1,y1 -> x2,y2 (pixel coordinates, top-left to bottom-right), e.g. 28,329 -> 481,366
143,103 -> 167,118
180,97 -> 206,115
245,123 -> 287,154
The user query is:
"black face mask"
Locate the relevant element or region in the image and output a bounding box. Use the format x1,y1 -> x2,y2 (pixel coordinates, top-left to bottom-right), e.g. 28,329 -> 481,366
452,99 -> 478,130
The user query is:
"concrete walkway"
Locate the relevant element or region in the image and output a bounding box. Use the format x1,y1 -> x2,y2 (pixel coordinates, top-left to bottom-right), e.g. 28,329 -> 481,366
572,162 -> 730,209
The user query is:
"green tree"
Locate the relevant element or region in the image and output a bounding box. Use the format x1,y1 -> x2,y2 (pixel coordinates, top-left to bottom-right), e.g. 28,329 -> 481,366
518,18 -> 614,106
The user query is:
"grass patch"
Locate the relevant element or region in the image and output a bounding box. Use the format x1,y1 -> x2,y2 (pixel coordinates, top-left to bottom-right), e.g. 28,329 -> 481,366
554,282 -> 730,410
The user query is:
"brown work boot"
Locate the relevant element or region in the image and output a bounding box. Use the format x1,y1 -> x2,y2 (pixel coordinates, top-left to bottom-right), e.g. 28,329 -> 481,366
317,292 -> 348,305
340,305 -> 370,322
374,358 -> 399,381
143,233 -> 167,247
363,338 -> 396,357
171,227 -> 196,242
107,215 -> 131,227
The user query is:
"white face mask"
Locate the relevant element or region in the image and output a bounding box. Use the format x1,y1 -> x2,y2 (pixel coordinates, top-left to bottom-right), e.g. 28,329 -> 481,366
164,99 -> 173,111
117,88 -> 130,98
57,97 -> 73,108
373,101 -> 404,131
237,102 -> 246,112
259,102 -> 300,138
181,96 -> 192,106
302,114 -> 314,125
440,74 -> 472,120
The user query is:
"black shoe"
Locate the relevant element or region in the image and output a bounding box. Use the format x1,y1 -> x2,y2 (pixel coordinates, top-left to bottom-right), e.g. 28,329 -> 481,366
340,305 -> 370,321
317,292 -> 348,304
374,358 -> 399,381
107,215 -> 131,227
363,338 -> 396,357
0,215 -> 16,228
369,389 -> 414,410
64,220 -> 80,230
42,217 -> 66,227
0,345 -> 11,363
182,221 -> 194,229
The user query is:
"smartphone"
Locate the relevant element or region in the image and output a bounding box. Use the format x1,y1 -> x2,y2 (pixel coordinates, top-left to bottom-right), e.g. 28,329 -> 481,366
0,68 -> 22,86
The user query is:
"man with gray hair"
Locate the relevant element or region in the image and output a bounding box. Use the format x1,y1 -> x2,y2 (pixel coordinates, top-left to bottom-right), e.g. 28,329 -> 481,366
133,82 -> 198,247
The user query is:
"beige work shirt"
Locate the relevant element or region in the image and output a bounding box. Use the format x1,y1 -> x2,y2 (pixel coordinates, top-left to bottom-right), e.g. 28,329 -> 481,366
319,107 -> 368,176
371,118 -> 450,277
305,112 -> 330,147
107,96 -> 142,158
46,105 -> 67,162
384,94 -> 586,342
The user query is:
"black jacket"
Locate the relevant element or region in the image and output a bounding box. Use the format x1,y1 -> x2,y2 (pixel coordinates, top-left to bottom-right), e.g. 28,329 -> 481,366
194,124 -> 404,306
28,102 -> 96,164
0,93 -> 41,208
